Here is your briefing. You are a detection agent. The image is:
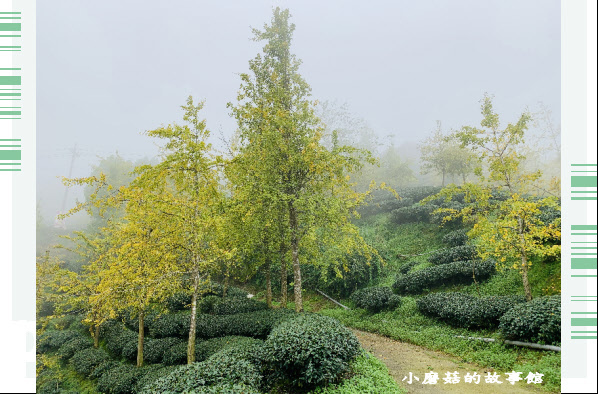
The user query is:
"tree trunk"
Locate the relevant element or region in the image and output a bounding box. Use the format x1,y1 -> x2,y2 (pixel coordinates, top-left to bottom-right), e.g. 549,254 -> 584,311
222,269 -> 229,298
93,324 -> 100,348
518,218 -> 533,301
280,240 -> 288,308
522,261 -> 533,301
187,268 -> 199,363
288,202 -> 303,312
442,171 -> 445,187
136,310 -> 144,367
265,259 -> 272,308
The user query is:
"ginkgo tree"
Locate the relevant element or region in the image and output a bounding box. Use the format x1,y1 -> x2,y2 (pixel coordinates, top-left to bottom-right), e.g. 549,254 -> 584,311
135,97 -> 232,363
52,229 -> 115,348
229,8 -> 378,312
428,95 -> 560,301
94,190 -> 180,367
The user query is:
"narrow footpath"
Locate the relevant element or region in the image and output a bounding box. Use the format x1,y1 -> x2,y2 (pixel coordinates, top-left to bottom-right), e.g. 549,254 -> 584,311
353,329 -> 544,394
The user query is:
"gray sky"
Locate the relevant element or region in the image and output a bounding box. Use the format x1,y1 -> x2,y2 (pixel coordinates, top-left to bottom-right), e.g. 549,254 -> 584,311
37,0 -> 560,219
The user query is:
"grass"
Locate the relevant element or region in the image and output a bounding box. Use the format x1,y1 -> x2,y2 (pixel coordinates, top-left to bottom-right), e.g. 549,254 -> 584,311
312,212 -> 562,392
320,300 -> 560,393
311,352 -> 405,394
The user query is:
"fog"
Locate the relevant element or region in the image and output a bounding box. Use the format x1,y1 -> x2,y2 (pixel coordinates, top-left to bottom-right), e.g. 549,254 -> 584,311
37,0 -> 560,227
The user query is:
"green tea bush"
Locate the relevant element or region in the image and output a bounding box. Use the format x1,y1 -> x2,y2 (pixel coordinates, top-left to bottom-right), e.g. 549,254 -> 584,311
350,287 -> 400,313
195,336 -> 263,364
185,383 -> 261,393
442,229 -> 469,247
56,336 -> 93,360
392,259 -> 496,295
302,253 -> 384,298
98,319 -> 122,339
359,187 -> 441,217
70,347 -> 110,376
37,330 -> 83,354
97,364 -> 141,394
398,260 -> 419,275
37,380 -> 61,394
262,314 -> 361,388
144,337 -> 183,364
428,245 -> 477,265
212,298 -> 268,315
105,328 -> 138,359
390,205 -> 435,224
226,286 -> 250,299
499,295 -> 561,345
89,360 -> 120,379
196,309 -> 297,339
198,295 -> 222,315
165,292 -> 192,311
134,364 -> 177,393
417,292 -> 526,329
121,336 -> 145,362
139,354 -> 261,393
45,314 -> 83,331
202,283 -> 248,299
162,341 -> 189,366
149,312 -> 189,338
429,201 -> 465,228
387,294 -> 402,310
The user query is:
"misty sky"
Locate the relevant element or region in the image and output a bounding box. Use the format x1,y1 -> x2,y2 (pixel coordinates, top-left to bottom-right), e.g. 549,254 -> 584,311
37,0 -> 560,220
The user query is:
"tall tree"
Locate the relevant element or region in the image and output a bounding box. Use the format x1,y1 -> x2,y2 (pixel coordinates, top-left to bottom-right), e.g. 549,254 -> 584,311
229,8 -> 376,312
137,97 -> 229,363
428,95 -> 560,301
419,121 -> 474,186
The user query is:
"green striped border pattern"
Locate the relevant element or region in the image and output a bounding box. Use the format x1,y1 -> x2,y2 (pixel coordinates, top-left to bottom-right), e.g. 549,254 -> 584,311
0,139 -> 20,171
571,312 -> 598,340
0,69 -> 21,117
570,226 -> 598,277
0,12 -> 21,39
571,164 -> 598,200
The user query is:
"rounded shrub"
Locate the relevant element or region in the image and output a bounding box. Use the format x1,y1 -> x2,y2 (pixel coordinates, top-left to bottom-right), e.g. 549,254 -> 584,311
37,330 -> 83,354
196,309 -> 297,339
134,364 -> 177,393
392,259 -> 496,295
139,355 -> 261,393
96,364 -> 141,394
302,253 -> 383,299
499,295 -> 561,345
202,283 -> 248,299
417,292 -> 525,329
98,319 -> 122,339
442,229 -> 469,247
105,328 -> 138,359
162,341 -> 189,366
262,314 -> 361,388
387,294 -> 402,310
89,360 -> 120,379
70,347 -> 110,376
144,337 -> 183,364
350,287 -> 398,313
149,312 -> 189,338
56,336 -> 93,360
198,295 -> 221,315
165,292 -> 192,311
195,336 -> 263,363
398,260 -> 419,275
390,204 -> 435,224
212,298 -> 268,315
121,336 -> 145,362
428,245 -> 477,265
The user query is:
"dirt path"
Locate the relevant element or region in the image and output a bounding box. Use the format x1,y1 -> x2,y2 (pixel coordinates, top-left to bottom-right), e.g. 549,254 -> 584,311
353,330 -> 543,394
